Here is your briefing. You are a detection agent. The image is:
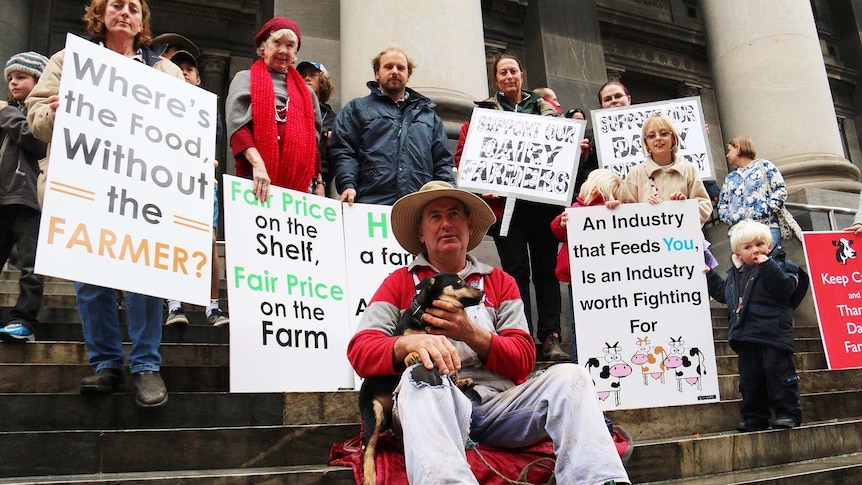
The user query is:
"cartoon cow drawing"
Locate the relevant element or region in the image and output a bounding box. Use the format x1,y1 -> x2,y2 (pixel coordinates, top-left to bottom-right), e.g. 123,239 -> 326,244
585,342 -> 632,406
834,238 -> 857,265
630,336 -> 667,385
663,336 -> 708,392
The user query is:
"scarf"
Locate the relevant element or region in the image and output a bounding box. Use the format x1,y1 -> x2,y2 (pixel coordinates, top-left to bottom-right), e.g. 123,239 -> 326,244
250,59 -> 318,191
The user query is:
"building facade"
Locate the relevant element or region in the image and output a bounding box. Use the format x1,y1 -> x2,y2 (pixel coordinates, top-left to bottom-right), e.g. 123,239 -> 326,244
4,0 -> 862,205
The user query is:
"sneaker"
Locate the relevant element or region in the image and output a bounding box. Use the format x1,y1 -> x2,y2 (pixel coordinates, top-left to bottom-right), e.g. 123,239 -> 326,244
206,308 -> 229,327
0,322 -> 35,342
164,308 -> 189,326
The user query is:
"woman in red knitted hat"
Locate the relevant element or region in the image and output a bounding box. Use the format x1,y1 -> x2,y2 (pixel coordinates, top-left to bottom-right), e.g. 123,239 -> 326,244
226,17 -> 323,201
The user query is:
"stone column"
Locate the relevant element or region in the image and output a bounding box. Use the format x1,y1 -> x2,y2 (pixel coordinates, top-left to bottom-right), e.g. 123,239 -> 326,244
339,0 -> 488,136
700,0 -> 860,193
523,0 -> 608,114
274,0 -> 342,109
0,0 -> 33,100
199,50 -> 230,173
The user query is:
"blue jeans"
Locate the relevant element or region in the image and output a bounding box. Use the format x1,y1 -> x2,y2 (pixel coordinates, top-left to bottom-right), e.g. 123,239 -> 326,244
75,283 -> 162,373
393,364 -> 629,484
770,227 -> 782,248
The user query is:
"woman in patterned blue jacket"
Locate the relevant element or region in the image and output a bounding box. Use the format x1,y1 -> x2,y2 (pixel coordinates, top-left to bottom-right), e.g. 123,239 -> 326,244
718,136 -> 787,246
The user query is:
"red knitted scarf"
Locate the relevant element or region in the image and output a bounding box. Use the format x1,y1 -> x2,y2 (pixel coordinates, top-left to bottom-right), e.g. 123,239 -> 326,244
250,59 -> 318,191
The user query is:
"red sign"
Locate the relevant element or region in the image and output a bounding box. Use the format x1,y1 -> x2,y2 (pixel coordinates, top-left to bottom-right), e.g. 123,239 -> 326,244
802,231 -> 862,369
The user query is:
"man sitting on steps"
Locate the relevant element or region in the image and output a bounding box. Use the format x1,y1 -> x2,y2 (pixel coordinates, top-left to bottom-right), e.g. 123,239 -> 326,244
347,181 -> 630,484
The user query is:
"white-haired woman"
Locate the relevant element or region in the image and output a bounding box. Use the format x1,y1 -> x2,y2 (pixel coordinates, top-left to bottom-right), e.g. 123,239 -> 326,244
226,17 -> 322,202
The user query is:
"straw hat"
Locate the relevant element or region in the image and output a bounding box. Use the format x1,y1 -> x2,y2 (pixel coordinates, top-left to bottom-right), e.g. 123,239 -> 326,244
391,181 -> 496,256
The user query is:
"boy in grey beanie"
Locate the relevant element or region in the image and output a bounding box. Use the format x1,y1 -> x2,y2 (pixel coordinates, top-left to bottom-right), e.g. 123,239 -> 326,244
0,51 -> 49,342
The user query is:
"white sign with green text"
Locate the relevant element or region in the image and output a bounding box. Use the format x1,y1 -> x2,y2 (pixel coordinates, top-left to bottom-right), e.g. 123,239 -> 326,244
222,176 -> 412,392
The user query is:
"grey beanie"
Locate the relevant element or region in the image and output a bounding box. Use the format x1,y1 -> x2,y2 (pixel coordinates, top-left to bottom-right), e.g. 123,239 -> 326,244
5,51 -> 49,80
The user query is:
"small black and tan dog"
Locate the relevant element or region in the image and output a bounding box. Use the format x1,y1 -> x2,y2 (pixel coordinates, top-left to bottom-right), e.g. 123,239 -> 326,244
358,272 -> 484,485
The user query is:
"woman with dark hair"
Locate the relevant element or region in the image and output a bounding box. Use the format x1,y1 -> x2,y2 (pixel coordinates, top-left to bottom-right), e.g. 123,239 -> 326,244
475,53 -> 569,361
597,80 -> 632,108
226,17 -> 322,202
26,0 -> 184,408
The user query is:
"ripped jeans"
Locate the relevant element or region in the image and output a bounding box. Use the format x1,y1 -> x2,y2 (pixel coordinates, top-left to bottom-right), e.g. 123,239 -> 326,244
393,363 -> 629,485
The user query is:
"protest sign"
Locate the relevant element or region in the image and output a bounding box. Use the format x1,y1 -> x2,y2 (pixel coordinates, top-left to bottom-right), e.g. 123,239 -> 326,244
591,96 -> 713,181
342,203 -> 412,333
342,203 -> 414,388
457,107 -> 584,206
566,200 -> 719,410
802,231 -> 862,369
222,176 -> 354,392
36,34 -> 215,305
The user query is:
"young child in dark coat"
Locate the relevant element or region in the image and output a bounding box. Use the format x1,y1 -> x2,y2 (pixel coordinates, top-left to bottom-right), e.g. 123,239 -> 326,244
705,220 -> 804,432
0,52 -> 49,342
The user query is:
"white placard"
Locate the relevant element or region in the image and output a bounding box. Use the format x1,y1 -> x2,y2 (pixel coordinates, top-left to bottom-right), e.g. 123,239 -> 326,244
591,96 -> 713,181
36,34 -> 215,305
222,176 -> 353,392
457,107 -> 584,206
342,202 -> 414,388
567,200 -> 720,410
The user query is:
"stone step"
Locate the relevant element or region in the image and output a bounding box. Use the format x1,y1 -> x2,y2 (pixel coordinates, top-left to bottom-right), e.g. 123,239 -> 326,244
0,391 -> 356,432
0,290 -> 232,308
0,284 -> 230,309
0,466 -> 353,485
13,320 -> 823,359
0,423 -> 357,479
2,415 -> 858,482
0,292 -> 79,309
0,344 -> 841,395
640,452 -> 862,484
625,418 -> 862,483
607,389 -> 862,441
715,351 -> 826,374
1,385 -> 857,440
21,319 -> 230,339
0,342 -> 229,366
0,280 -> 76,295
711,325 -> 823,340
713,337 -> 823,355
0,308 -> 233,330
0,364 -> 227,393
718,367 -> 862,400
0,269 -> 75,282
0,466 -> 354,485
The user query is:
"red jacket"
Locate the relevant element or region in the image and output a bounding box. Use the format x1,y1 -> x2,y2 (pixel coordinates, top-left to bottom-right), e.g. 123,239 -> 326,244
550,196 -> 604,282
347,255 -> 535,384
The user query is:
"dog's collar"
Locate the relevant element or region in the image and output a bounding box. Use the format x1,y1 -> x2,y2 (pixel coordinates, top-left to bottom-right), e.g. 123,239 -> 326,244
408,296 -> 424,319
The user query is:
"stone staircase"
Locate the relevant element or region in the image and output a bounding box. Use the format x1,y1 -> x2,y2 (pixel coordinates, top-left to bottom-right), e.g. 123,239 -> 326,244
2,260 -> 862,484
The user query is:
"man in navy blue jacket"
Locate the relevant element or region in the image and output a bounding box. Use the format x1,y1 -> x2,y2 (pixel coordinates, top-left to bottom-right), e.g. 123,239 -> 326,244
331,47 -> 454,206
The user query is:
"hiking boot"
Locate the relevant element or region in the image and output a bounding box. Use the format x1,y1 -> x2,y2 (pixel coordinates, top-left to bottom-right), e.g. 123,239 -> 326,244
81,368 -> 125,393
206,308 -> 229,327
541,334 -> 571,361
133,371 -> 167,408
0,322 -> 35,342
164,308 -> 189,326
736,420 -> 769,432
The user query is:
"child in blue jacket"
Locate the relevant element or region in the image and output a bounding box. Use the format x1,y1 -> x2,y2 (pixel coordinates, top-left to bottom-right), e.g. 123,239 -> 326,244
706,220 -> 804,432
